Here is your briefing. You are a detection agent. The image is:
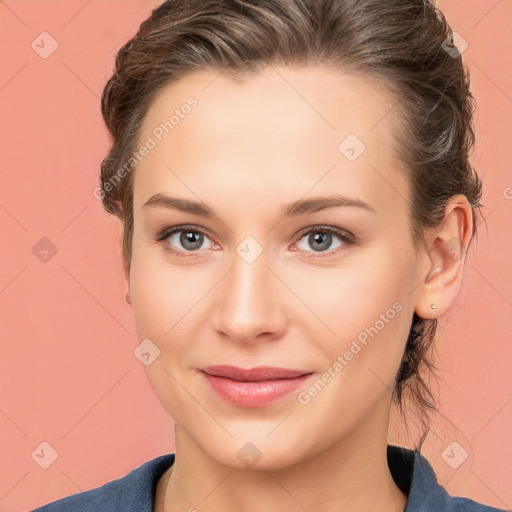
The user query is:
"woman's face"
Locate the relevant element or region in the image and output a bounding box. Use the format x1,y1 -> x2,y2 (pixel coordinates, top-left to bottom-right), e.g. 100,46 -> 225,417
128,66 -> 428,470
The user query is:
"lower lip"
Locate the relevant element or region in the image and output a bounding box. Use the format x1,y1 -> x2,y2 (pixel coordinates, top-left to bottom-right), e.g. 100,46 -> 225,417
200,372 -> 314,407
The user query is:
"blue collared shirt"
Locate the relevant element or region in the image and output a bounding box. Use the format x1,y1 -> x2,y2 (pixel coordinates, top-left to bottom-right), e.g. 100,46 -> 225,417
30,444 -> 509,511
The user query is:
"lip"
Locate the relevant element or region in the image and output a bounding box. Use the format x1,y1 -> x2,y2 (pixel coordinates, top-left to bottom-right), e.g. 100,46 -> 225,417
198,365 -> 314,407
200,365 -> 311,381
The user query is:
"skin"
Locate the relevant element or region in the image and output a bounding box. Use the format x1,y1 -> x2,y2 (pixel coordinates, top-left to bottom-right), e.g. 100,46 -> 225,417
122,65 -> 473,512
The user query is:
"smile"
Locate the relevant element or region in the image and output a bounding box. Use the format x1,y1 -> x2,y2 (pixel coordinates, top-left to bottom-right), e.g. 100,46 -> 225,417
198,365 -> 315,407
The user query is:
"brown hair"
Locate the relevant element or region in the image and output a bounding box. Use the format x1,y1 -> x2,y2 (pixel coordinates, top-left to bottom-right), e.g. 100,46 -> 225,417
99,0 -> 483,450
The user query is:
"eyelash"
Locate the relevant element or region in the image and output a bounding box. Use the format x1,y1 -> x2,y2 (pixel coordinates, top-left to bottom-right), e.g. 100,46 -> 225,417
154,224 -> 356,258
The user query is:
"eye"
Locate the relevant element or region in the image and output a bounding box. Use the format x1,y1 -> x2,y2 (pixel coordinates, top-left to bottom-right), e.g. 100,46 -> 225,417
155,225 -> 217,258
154,224 -> 356,258
293,226 -> 355,256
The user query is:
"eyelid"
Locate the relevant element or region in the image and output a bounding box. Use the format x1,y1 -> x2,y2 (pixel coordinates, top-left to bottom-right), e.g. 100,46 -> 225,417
294,225 -> 356,244
156,224 -> 212,241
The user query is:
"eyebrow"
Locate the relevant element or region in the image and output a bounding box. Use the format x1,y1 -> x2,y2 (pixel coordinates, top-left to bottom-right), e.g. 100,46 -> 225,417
142,193 -> 377,217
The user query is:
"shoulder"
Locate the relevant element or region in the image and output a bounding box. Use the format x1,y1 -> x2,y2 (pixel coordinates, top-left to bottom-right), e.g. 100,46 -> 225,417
387,445 -> 509,512
29,453 -> 175,512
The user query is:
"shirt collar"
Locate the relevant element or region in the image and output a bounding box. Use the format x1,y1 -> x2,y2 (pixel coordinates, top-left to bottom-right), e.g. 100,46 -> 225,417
387,444 -> 449,510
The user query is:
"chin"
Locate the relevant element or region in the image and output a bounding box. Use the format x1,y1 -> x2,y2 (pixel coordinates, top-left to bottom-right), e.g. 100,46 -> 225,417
196,431 -> 308,473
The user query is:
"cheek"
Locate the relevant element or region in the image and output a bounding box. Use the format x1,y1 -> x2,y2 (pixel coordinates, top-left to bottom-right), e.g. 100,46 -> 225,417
293,252 -> 410,332
129,246 -> 203,420
303,249 -> 415,385
129,237 -> 206,339
129,245 -> 220,390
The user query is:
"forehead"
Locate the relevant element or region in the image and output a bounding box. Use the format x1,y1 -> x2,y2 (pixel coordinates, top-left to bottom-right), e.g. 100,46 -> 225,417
133,65 -> 408,214
138,65 -> 399,143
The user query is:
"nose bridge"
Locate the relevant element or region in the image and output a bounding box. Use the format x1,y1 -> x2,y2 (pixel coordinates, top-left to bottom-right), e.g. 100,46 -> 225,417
214,237 -> 284,342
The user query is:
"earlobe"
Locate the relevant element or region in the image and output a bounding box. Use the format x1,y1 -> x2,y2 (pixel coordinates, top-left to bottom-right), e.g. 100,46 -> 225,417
415,251 -> 461,320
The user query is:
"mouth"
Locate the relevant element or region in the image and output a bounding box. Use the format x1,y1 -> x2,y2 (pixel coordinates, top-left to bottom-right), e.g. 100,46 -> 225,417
198,365 -> 315,407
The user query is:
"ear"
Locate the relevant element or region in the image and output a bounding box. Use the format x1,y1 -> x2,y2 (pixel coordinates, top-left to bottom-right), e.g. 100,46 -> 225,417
414,194 -> 474,320
118,228 -> 131,303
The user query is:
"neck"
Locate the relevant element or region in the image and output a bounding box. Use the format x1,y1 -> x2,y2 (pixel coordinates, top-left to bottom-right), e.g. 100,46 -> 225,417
156,395 -> 408,512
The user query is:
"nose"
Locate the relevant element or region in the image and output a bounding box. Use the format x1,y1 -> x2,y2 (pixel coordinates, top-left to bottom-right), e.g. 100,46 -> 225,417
212,246 -> 287,345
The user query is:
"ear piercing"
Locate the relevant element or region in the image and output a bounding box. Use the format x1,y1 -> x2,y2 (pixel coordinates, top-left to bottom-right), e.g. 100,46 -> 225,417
431,304 -> 437,311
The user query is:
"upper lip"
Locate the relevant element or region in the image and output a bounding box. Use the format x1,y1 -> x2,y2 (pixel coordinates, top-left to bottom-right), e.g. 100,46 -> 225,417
199,365 -> 313,382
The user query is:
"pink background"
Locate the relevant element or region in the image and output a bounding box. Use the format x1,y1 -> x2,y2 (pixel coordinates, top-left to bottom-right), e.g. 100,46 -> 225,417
0,1 -> 511,510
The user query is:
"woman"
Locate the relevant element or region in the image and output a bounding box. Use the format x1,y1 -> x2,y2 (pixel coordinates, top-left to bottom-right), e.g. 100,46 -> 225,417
31,0 -> 509,511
